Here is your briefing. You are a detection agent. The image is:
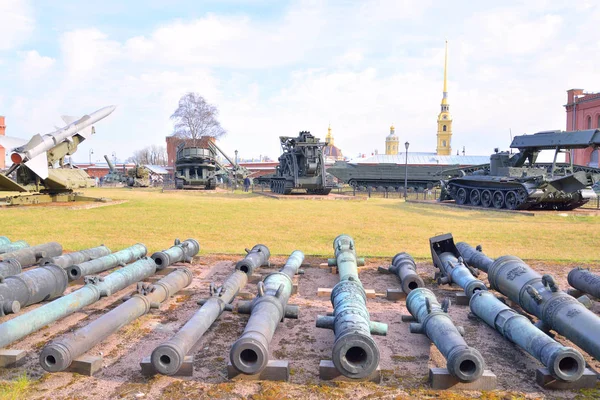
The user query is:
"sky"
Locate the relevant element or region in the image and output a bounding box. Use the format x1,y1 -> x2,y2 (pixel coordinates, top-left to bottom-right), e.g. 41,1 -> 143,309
0,0 -> 599,163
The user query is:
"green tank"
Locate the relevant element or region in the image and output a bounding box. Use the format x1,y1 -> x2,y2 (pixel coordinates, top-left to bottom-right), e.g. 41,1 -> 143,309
441,129 -> 600,210
257,131 -> 333,195
103,155 -> 125,184
174,145 -> 217,190
127,166 -> 150,187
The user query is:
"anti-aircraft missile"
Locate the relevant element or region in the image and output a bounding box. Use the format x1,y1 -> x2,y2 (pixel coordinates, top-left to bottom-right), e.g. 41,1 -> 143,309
0,105 -> 116,179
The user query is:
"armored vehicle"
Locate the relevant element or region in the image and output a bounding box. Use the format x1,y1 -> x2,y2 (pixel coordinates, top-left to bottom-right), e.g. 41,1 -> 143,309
441,129 -> 600,210
102,155 -> 125,184
126,165 -> 150,187
174,145 -> 217,190
257,131 -> 333,195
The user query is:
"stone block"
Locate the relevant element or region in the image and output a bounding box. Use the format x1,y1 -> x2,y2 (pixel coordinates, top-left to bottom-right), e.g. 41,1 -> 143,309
429,368 -> 497,390
386,288 -> 406,301
319,360 -> 381,383
140,355 -> 193,376
535,367 -> 597,389
0,350 -> 26,368
227,360 -> 289,381
68,355 -> 103,376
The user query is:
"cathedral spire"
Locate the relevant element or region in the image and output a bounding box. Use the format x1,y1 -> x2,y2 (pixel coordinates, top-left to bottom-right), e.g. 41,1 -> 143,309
436,40 -> 452,156
441,40 -> 449,108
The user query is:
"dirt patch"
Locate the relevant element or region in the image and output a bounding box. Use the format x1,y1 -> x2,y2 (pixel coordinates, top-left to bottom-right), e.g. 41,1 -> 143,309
1,255 -> 599,399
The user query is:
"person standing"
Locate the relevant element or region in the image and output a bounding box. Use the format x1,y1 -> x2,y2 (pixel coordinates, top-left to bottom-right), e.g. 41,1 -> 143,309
243,176 -> 251,192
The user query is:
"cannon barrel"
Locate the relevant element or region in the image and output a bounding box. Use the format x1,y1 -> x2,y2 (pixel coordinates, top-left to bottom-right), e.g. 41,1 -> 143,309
430,234 -> 487,298
40,268 -> 192,372
316,234 -> 387,379
0,257 -> 157,349
151,239 -> 200,268
39,245 -> 111,270
0,242 -> 62,267
151,247 -> 265,375
470,291 -> 585,381
230,251 -> 304,374
235,244 -> 270,275
458,242 -> 600,361
568,267 -> 600,299
0,265 -> 68,316
380,252 -> 424,294
68,243 -> 147,281
0,237 -> 11,246
0,241 -> 30,255
104,155 -> 115,172
406,288 -> 485,382
455,242 -> 494,273
0,259 -> 22,279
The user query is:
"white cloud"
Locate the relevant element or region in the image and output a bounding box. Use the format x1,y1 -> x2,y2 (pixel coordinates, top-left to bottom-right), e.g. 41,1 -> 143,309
0,0 -> 34,51
19,50 -> 55,80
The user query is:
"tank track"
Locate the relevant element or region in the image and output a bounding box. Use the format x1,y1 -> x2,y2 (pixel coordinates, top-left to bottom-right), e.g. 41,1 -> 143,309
348,179 -> 435,192
446,182 -> 530,210
270,178 -> 293,195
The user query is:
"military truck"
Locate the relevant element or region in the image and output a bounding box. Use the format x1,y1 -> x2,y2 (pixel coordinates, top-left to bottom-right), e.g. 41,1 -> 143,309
174,145 -> 217,190
441,129 -> 600,210
256,131 -> 333,195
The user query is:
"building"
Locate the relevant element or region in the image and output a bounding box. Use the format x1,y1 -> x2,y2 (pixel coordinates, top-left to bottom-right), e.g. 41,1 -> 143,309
323,125 -> 344,163
436,41 -> 452,156
0,116 -> 5,169
385,125 -> 399,155
564,89 -> 600,166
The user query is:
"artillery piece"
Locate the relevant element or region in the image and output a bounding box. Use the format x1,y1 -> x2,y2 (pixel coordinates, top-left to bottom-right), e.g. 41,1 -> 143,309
258,131 -> 333,195
174,144 -> 217,190
102,155 -> 125,184
441,129 -> 600,210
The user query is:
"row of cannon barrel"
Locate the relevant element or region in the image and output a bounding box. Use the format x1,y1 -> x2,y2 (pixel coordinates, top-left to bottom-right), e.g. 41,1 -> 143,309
0,234 -> 599,389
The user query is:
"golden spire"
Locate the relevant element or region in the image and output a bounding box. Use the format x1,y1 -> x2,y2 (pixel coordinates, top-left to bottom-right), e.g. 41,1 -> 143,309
390,124 -> 395,133
326,123 -> 334,146
441,41 -> 449,107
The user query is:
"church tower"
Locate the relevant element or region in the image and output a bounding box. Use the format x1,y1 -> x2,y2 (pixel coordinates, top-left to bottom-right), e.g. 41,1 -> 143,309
325,124 -> 334,146
385,124 -> 399,155
436,41 -> 452,156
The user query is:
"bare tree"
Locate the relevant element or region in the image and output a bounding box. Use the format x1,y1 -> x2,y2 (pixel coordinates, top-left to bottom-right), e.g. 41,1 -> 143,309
127,145 -> 167,166
170,93 -> 226,146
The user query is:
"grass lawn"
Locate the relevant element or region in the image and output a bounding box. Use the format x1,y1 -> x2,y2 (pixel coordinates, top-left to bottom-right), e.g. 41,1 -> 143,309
0,187 -> 598,262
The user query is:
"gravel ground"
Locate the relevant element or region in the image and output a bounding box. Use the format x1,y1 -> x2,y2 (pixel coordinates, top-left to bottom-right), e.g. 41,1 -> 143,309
0,253 -> 598,399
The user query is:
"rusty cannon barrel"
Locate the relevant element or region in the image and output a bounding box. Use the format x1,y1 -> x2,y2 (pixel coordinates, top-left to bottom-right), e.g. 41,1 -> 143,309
378,252 -> 424,294
68,243 -> 147,281
0,259 -> 22,279
151,239 -> 200,268
457,242 -> 600,361
0,257 -> 157,349
568,267 -> 600,299
151,247 -> 267,376
230,250 -> 304,375
0,265 -> 68,316
39,245 -> 111,270
430,234 -> 487,298
235,244 -> 270,274
40,268 -> 193,372
0,241 -> 29,255
406,288 -> 485,382
316,235 -> 387,379
0,242 -> 62,268
470,290 -> 585,382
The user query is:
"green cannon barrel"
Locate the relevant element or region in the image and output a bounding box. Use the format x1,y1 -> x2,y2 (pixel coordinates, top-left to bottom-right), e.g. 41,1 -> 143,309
68,243 -> 147,281
316,235 -> 387,379
470,290 -> 585,381
151,239 -> 200,268
235,244 -> 270,275
0,259 -> 22,279
230,251 -> 304,374
407,288 -> 485,382
0,257 -> 157,349
0,237 -> 11,246
430,234 -> 487,298
379,252 -> 424,294
39,245 -> 111,270
0,241 -> 30,255
568,267 -> 600,299
151,264 -> 254,375
457,242 -> 600,361
0,265 -> 68,317
0,242 -> 62,268
40,268 -> 192,372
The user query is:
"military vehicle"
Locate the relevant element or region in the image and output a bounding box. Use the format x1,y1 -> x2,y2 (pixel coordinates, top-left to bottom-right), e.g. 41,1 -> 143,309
327,154 -> 490,192
207,141 -> 250,184
174,144 -> 217,190
441,129 -> 600,210
256,131 -> 333,195
0,106 -> 115,205
126,165 -> 150,187
102,155 -> 125,184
